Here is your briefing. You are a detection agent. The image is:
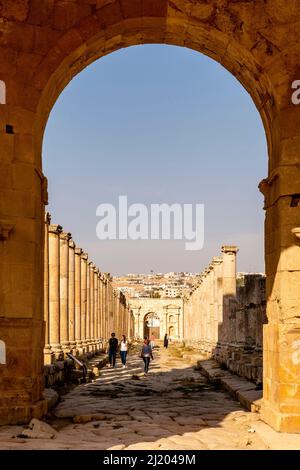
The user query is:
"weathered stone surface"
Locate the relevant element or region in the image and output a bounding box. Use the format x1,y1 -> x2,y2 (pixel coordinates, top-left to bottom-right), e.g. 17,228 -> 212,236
43,388 -> 59,411
0,348 -> 299,449
198,359 -> 263,413
73,414 -> 108,424
21,419 -> 57,439
0,348 -> 290,450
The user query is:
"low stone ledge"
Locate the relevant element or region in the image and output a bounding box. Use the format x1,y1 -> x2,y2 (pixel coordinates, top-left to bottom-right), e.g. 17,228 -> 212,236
44,351 -> 108,387
196,359 -> 263,413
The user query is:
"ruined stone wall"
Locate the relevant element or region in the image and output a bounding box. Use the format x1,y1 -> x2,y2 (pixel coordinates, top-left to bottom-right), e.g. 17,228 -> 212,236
44,212 -> 133,367
216,273 -> 266,385
183,246 -> 266,384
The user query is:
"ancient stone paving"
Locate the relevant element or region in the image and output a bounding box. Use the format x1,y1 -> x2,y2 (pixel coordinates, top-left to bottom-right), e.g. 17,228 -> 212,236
0,346 -> 269,450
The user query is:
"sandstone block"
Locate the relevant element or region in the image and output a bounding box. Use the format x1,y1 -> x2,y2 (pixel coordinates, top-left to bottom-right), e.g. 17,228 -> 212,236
21,418 -> 57,439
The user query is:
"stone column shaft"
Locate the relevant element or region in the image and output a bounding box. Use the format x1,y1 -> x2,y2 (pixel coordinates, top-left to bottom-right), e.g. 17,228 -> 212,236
221,246 -> 238,351
100,277 -> 104,340
75,247 -> 82,350
48,224 -> 63,357
68,240 -> 76,350
222,245 -> 238,296
81,253 -> 88,350
177,308 -> 181,340
44,213 -> 53,363
94,268 -> 98,348
89,263 -> 95,347
60,232 -> 71,352
97,274 -> 102,342
86,264 -> 90,346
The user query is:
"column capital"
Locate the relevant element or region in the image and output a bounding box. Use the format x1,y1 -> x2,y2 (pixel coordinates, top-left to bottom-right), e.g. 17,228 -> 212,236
75,247 -> 83,256
49,224 -> 62,234
69,240 -> 75,249
81,252 -> 88,261
212,256 -> 223,265
221,245 -> 239,255
259,166 -> 300,210
60,231 -> 72,241
45,212 -> 51,224
114,289 -> 120,298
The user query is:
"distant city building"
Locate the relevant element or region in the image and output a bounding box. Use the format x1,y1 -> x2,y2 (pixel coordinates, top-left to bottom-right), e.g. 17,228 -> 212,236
112,271 -> 197,300
163,287 -> 180,298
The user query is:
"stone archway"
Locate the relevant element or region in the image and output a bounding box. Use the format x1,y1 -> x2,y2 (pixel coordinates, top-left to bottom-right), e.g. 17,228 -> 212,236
0,1 -> 300,432
143,312 -> 160,340
168,326 -> 175,339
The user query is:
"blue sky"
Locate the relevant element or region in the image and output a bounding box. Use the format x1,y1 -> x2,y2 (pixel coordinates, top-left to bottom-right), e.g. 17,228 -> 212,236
43,44 -> 267,275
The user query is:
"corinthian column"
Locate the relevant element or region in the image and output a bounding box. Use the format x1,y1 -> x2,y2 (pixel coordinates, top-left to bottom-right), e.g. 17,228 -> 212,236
221,245 -> 238,296
48,224 -> 63,358
44,213 -> 54,364
99,275 -> 104,340
89,262 -> 95,350
98,272 -> 103,349
212,256 -> 223,359
94,267 -> 99,350
60,232 -> 71,354
81,252 -> 88,352
221,245 -> 239,359
68,240 -> 76,352
75,247 -> 83,352
86,260 -> 90,350
104,277 -> 108,340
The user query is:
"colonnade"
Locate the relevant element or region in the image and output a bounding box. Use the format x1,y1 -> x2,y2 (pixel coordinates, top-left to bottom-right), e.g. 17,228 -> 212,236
44,213 -> 133,364
183,245 -> 266,383
183,245 -> 238,355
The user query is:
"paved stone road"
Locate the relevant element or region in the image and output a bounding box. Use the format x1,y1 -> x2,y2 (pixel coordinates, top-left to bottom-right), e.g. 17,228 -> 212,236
0,344 -> 271,450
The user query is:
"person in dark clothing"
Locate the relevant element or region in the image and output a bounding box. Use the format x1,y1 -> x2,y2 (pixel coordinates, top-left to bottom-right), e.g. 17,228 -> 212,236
140,338 -> 153,374
108,332 -> 118,367
163,333 -> 169,349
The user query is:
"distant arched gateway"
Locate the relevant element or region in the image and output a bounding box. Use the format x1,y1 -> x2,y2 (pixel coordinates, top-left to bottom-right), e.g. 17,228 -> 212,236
144,312 -> 160,340
130,298 -> 183,341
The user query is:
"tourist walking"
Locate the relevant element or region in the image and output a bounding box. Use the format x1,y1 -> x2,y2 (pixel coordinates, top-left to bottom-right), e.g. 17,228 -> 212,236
150,333 -> 156,350
164,333 -> 169,349
108,332 -> 118,368
140,338 -> 153,374
119,334 -> 128,368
